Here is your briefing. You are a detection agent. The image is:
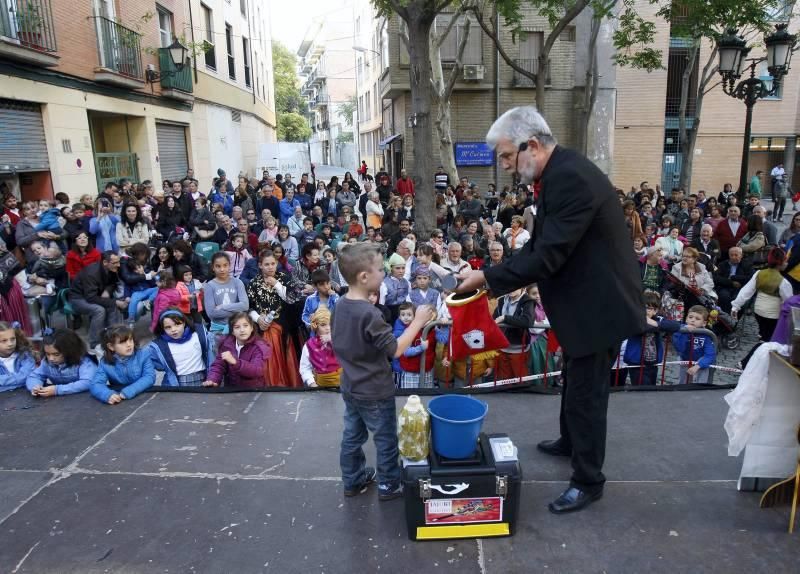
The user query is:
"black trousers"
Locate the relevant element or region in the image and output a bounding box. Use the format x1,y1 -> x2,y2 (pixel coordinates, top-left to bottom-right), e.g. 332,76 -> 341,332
558,346 -> 618,493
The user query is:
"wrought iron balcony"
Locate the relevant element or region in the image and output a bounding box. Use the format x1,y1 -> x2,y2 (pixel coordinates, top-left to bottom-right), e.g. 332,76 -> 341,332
159,49 -> 193,100
92,16 -> 144,87
0,0 -> 58,66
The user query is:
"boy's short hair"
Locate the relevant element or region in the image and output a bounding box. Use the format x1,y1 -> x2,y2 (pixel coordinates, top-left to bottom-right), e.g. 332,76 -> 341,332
303,217 -> 313,224
310,269 -> 330,286
338,242 -> 382,285
687,305 -> 709,321
398,302 -> 414,314
643,291 -> 661,309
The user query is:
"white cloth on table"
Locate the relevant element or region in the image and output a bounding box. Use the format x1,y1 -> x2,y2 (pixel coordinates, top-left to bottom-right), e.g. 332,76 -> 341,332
723,342 -> 788,456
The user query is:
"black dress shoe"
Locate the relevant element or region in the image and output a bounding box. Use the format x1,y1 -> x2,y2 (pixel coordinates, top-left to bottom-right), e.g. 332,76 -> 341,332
548,487 -> 603,514
536,438 -> 572,457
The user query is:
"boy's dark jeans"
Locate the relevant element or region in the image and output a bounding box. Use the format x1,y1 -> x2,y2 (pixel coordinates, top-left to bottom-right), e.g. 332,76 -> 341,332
340,394 -> 401,491
627,365 -> 658,386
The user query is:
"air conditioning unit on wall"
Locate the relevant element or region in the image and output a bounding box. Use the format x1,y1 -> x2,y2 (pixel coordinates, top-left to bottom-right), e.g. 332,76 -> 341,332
462,64 -> 484,81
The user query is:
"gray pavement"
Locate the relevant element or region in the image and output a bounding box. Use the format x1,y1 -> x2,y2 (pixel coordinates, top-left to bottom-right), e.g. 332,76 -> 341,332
1,389 -> 798,573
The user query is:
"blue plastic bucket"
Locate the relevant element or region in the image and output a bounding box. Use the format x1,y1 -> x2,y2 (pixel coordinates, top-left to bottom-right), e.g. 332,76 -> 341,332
427,395 -> 489,459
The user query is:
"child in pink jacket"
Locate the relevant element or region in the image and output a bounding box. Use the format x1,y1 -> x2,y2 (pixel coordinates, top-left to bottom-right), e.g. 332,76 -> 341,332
203,312 -> 271,388
150,270 -> 183,332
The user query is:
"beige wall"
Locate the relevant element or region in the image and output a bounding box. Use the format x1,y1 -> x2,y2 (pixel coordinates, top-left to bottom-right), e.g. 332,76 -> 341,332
612,2 -> 800,192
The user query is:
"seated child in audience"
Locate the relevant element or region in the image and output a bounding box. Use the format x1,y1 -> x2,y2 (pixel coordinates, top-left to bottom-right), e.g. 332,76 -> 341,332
35,206 -> 63,233
368,290 -> 392,324
175,265 -> 204,323
203,312 -> 271,388
672,305 -> 717,385
493,287 -> 535,381
0,321 -> 36,392
149,308 -> 213,387
621,291 -> 681,386
407,265 -> 439,307
150,270 -> 182,332
224,233 -> 253,279
27,329 -> 97,397
299,308 -> 341,387
204,252 -> 249,335
301,269 -> 339,328
25,241 -> 66,296
394,303 -> 436,389
526,284 -> 555,377
121,242 -> 157,323
381,253 -> 411,324
346,214 -> 364,239
89,324 -> 155,404
297,217 -> 318,246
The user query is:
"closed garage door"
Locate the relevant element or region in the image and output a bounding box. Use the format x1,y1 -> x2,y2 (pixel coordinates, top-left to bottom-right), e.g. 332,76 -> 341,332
156,123 -> 188,182
0,99 -> 49,173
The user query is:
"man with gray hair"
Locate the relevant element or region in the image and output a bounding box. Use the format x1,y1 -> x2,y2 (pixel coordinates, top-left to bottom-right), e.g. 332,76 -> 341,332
457,106 -> 645,514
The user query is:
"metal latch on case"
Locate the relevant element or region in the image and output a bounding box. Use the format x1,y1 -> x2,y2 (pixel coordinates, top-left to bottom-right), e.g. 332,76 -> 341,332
419,478 -> 431,500
496,475 -> 508,497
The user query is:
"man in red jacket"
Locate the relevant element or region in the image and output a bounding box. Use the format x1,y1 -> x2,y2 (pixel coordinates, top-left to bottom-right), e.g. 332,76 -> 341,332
714,205 -> 748,260
395,169 -> 415,197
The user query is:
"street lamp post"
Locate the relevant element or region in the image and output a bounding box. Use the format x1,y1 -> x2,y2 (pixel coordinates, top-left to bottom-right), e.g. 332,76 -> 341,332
716,24 -> 796,200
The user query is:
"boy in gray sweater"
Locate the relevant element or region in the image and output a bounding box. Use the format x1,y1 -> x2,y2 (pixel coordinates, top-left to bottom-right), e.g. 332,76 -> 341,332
332,243 -> 434,500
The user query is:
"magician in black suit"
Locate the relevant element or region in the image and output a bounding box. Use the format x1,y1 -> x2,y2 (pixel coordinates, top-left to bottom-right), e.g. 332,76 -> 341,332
457,107 -> 646,514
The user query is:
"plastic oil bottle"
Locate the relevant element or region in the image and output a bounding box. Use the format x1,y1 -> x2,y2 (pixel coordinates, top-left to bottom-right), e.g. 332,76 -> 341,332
398,395 -> 430,462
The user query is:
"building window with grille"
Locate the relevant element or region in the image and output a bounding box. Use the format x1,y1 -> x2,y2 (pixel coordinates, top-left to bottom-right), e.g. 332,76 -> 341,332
381,24 -> 389,70
226,24 -> 236,80
202,4 -> 216,70
157,5 -> 174,48
243,38 -> 251,86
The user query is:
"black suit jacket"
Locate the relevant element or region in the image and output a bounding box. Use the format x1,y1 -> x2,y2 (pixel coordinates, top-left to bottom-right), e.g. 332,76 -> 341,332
713,259 -> 754,289
484,146 -> 646,357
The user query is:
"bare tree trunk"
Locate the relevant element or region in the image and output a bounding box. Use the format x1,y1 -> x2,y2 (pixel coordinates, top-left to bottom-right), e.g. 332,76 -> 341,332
578,12 -> 602,156
431,14 -> 470,189
677,43 -> 698,192
405,6 -> 438,238
678,45 -> 717,193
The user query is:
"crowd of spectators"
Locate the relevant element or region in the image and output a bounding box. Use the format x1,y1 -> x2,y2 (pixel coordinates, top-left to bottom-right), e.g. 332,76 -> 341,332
1,163 -> 798,398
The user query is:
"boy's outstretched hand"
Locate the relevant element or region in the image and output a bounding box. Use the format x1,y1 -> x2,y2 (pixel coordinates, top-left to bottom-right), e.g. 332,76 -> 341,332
414,305 -> 437,325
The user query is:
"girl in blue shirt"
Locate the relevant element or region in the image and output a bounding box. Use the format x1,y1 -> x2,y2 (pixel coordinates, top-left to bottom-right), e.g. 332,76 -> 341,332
0,321 -> 36,392
90,324 -> 155,404
27,329 -> 97,397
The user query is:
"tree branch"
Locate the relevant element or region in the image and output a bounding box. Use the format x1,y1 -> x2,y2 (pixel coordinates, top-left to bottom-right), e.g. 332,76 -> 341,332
433,0 -> 455,15
386,0 -> 407,20
467,4 -> 538,82
444,17 -> 471,98
543,0 -> 591,57
434,4 -> 466,49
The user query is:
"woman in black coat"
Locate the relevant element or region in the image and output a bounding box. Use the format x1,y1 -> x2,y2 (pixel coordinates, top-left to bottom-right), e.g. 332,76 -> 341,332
155,196 -> 186,239
171,239 -> 210,282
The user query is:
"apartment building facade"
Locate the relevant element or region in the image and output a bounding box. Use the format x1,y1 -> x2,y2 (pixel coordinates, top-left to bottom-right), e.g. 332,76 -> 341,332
352,3 -> 587,187
0,0 -> 275,203
296,10 -> 357,170
612,0 -> 799,193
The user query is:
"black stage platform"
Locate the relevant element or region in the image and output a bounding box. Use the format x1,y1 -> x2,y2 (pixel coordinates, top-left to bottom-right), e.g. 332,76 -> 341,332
1,389 -> 797,573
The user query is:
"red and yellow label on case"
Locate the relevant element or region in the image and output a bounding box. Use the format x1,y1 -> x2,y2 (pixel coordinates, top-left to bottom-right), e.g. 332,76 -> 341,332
424,497 -> 503,525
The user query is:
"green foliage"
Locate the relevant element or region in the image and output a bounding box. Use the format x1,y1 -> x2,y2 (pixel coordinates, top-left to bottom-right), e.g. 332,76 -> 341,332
337,131 -> 355,143
653,0 -> 777,42
278,112 -> 312,142
337,95 -> 357,127
613,1 -> 663,71
273,41 -> 307,115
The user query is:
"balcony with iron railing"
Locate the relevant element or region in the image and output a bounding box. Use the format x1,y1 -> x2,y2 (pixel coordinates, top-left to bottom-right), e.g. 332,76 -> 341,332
92,16 -> 145,88
158,49 -> 193,101
0,0 -> 58,66
512,58 -> 551,88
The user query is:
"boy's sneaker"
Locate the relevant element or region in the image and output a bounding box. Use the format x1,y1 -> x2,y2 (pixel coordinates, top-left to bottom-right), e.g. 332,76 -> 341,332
378,484 -> 403,501
344,467 -> 376,497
